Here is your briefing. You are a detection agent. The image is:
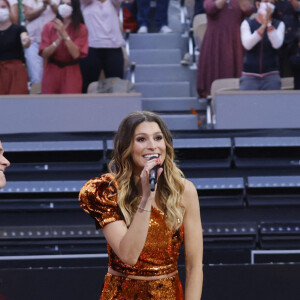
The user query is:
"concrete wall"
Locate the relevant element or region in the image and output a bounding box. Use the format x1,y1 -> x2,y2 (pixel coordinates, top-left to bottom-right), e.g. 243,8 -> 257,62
214,90 -> 300,130
0,94 -> 142,134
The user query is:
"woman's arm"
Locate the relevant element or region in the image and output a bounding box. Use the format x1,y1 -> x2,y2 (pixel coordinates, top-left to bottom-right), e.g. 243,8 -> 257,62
10,3 -> 19,24
240,19 -> 263,50
20,32 -> 31,48
23,2 -> 47,22
183,179 -> 203,300
238,0 -> 254,15
40,37 -> 62,59
103,160 -> 163,266
267,21 -> 285,49
53,19 -> 81,59
49,0 -> 58,14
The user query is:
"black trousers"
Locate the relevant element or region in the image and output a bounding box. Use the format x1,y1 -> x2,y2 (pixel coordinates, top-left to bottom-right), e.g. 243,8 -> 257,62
79,47 -> 124,93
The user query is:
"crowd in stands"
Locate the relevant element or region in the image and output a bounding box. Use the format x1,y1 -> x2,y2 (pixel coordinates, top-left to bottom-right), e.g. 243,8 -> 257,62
1,0 -> 300,95
0,0 -> 174,95
196,0 -> 300,96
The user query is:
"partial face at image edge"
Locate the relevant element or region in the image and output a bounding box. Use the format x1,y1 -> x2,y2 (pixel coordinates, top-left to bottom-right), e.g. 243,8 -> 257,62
0,141 -> 10,189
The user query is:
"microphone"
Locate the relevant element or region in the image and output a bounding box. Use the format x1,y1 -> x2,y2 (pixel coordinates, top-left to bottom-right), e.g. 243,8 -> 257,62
149,156 -> 160,191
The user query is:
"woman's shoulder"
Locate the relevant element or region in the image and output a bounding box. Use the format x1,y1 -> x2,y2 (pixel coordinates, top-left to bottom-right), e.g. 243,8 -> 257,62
80,173 -> 117,196
79,173 -> 122,228
181,178 -> 198,208
182,178 -> 196,190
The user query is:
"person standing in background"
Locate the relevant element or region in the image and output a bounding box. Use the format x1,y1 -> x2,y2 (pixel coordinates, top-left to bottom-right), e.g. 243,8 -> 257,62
239,0 -> 285,90
22,0 -> 59,86
136,0 -> 172,33
196,0 -> 254,98
39,0 -> 88,93
79,0 -> 127,93
0,0 -> 30,94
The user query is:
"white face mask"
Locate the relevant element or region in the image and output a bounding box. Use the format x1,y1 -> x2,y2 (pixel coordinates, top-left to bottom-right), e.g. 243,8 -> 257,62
58,4 -> 73,18
0,8 -> 10,22
258,2 -> 275,16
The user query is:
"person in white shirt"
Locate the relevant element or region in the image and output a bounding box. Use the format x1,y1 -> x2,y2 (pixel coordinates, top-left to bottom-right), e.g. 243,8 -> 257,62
22,0 -> 59,85
240,0 -> 285,90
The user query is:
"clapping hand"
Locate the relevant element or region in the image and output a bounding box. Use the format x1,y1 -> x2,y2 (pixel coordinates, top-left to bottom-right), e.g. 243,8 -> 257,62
53,18 -> 66,40
42,0 -> 50,9
20,32 -> 30,48
263,5 -> 273,26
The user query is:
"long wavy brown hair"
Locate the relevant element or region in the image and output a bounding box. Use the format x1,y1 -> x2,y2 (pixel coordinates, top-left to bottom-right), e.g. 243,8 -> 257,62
108,111 -> 185,230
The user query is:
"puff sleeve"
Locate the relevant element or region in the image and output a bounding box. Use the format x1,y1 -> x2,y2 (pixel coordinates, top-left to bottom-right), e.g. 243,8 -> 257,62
79,173 -> 123,228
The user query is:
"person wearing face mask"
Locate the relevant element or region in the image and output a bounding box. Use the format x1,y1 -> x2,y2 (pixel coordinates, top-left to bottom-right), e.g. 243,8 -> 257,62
38,0 -> 88,93
22,0 -> 60,86
239,0 -> 285,90
0,0 -> 30,94
0,141 -> 10,189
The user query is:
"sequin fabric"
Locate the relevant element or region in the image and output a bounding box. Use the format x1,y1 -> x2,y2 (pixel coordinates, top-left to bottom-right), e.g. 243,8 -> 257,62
100,273 -> 184,300
79,173 -> 184,277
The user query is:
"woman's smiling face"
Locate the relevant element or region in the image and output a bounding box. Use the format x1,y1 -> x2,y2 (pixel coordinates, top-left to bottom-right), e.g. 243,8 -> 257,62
131,121 -> 166,174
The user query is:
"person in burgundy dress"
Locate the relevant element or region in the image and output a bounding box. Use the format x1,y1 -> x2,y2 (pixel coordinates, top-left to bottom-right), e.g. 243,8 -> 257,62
39,0 -> 88,93
196,0 -> 254,98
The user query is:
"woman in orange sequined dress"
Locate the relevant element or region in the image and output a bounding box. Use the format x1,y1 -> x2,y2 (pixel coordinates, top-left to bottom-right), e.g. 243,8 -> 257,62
79,111 -> 203,299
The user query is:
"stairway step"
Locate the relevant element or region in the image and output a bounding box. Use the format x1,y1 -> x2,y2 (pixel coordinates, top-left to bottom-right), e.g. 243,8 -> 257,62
159,114 -> 199,130
130,49 -> 181,65
135,64 -> 190,82
142,97 -> 205,112
135,82 -> 190,97
129,33 -> 188,52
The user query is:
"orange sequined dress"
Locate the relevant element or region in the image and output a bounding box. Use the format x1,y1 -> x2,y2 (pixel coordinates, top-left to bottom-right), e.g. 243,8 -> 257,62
79,173 -> 184,300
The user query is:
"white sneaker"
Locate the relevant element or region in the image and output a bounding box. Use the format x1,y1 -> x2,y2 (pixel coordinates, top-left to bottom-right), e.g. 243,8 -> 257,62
138,26 -> 148,34
159,25 -> 172,34
181,52 -> 190,66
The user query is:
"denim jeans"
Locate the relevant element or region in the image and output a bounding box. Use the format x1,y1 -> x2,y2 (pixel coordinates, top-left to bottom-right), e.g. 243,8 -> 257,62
136,0 -> 170,29
240,74 -> 281,91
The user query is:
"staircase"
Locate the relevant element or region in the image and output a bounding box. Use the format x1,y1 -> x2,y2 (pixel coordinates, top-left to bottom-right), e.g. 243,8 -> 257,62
128,32 -> 204,130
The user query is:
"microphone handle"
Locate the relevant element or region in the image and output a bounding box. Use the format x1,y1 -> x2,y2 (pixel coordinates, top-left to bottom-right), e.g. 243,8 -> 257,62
150,178 -> 156,192
149,165 -> 159,192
